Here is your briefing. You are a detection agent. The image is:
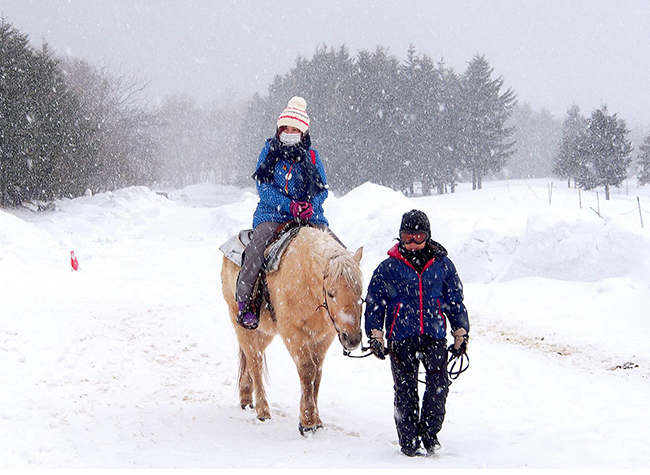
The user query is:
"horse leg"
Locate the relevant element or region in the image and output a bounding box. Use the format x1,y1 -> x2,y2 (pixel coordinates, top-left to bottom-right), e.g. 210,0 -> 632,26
237,348 -> 254,409
238,330 -> 274,421
310,346 -> 326,412
294,341 -> 329,434
297,359 -> 321,434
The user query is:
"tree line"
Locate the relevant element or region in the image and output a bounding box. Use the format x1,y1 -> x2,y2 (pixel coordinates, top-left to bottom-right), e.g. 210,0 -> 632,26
239,45 -> 517,194
0,19 -> 240,206
0,19 -> 162,206
3,17 -> 649,207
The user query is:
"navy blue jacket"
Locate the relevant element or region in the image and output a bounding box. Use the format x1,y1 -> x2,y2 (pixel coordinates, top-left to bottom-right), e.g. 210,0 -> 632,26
364,242 -> 469,341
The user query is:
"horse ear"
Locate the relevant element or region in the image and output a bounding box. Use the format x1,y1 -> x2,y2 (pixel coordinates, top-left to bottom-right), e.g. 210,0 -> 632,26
352,246 -> 363,263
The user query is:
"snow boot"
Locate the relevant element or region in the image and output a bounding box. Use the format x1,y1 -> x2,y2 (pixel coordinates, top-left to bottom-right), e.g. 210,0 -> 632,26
401,446 -> 420,457
425,435 -> 442,456
400,439 -> 422,457
237,301 -> 259,330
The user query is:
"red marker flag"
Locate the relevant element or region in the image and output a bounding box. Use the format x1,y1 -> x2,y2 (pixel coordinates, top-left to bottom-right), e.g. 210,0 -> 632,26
70,251 -> 79,271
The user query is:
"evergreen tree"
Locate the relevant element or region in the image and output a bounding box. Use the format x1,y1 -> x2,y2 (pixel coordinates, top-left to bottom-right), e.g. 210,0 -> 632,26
435,62 -> 464,193
29,44 -> 95,200
399,47 -> 448,195
239,46 -> 359,191
397,45 -> 425,194
349,47 -> 402,191
254,45 -> 404,193
433,63 -> 464,193
459,54 -> 517,190
0,19 -> 34,205
0,20 -> 90,205
553,104 -> 588,187
638,133 -> 650,186
582,106 -> 632,200
290,45 -> 358,192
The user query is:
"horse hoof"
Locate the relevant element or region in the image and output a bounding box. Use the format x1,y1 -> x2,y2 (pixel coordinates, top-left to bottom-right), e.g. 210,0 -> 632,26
298,423 -> 323,436
241,403 -> 254,410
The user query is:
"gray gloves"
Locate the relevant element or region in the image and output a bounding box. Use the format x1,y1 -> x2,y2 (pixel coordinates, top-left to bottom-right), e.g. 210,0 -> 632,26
451,328 -> 469,355
369,328 -> 386,360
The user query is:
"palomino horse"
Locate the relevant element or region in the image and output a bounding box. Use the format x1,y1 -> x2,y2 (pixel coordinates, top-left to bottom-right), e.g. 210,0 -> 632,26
221,226 -> 363,434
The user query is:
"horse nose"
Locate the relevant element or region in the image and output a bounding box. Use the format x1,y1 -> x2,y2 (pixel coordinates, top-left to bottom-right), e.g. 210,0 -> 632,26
341,331 -> 361,351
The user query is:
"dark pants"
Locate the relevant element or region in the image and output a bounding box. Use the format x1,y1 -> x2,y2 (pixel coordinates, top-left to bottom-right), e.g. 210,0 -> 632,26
236,221 -> 280,303
389,334 -> 449,451
236,221 -> 344,303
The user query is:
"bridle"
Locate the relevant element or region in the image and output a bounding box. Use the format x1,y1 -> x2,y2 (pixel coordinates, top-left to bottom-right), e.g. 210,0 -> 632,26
316,278 -> 372,358
316,284 -> 340,334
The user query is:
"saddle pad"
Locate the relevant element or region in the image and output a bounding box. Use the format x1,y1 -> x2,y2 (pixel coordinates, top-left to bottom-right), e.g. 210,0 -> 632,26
219,226 -> 302,273
219,230 -> 252,267
264,225 -> 301,273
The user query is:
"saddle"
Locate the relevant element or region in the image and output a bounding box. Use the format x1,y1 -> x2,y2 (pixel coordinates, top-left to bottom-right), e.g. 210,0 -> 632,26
219,221 -> 310,319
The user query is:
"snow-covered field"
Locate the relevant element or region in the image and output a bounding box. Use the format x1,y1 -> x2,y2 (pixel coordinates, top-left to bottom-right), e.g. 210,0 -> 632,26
1,178 -> 649,469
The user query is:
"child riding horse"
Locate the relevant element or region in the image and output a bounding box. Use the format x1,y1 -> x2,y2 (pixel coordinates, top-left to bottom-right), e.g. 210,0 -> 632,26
236,96 -> 341,330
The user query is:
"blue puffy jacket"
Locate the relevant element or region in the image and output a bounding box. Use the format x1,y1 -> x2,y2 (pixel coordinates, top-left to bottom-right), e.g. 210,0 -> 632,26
252,139 -> 329,228
364,242 -> 469,341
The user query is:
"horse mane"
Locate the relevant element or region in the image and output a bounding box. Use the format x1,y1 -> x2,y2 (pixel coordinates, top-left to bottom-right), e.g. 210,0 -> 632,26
299,227 -> 363,293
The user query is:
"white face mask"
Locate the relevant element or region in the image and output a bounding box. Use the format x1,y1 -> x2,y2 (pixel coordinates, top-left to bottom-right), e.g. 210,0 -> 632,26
279,131 -> 301,146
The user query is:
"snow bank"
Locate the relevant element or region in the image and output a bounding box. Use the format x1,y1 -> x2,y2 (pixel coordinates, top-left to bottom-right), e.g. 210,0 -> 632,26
1,178 -> 649,468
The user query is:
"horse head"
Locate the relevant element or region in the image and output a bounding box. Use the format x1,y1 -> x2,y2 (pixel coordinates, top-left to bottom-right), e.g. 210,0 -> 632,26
323,246 -> 364,351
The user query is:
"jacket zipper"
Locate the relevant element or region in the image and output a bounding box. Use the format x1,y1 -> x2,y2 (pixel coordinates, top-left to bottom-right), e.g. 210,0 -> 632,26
388,302 -> 402,339
437,298 -> 447,331
392,253 -> 437,338
418,275 -> 424,334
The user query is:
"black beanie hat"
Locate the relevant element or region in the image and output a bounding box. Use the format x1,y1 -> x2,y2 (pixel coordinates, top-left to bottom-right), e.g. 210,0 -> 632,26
400,209 -> 431,236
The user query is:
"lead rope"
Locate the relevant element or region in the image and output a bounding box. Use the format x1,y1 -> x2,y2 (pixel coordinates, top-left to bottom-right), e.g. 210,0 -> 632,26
447,347 -> 470,380
332,291 -> 470,377
343,335 -> 471,381
447,336 -> 470,380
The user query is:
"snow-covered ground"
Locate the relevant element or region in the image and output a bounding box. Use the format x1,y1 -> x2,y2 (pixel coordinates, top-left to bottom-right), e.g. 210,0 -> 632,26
1,178 -> 649,469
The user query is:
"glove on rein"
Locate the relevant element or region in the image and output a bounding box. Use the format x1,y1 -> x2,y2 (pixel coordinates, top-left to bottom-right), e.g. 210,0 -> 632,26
452,328 -> 469,354
298,202 -> 313,220
369,328 -> 386,360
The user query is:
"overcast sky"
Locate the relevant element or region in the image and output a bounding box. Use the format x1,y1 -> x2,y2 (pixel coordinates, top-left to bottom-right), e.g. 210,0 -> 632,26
3,0 -> 650,128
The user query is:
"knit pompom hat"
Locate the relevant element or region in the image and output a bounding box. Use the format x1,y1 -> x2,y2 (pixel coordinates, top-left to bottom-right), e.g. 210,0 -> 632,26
277,96 -> 310,133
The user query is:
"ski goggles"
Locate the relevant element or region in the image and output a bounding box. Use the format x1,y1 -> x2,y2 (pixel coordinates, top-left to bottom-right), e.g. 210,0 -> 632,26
400,231 -> 428,245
